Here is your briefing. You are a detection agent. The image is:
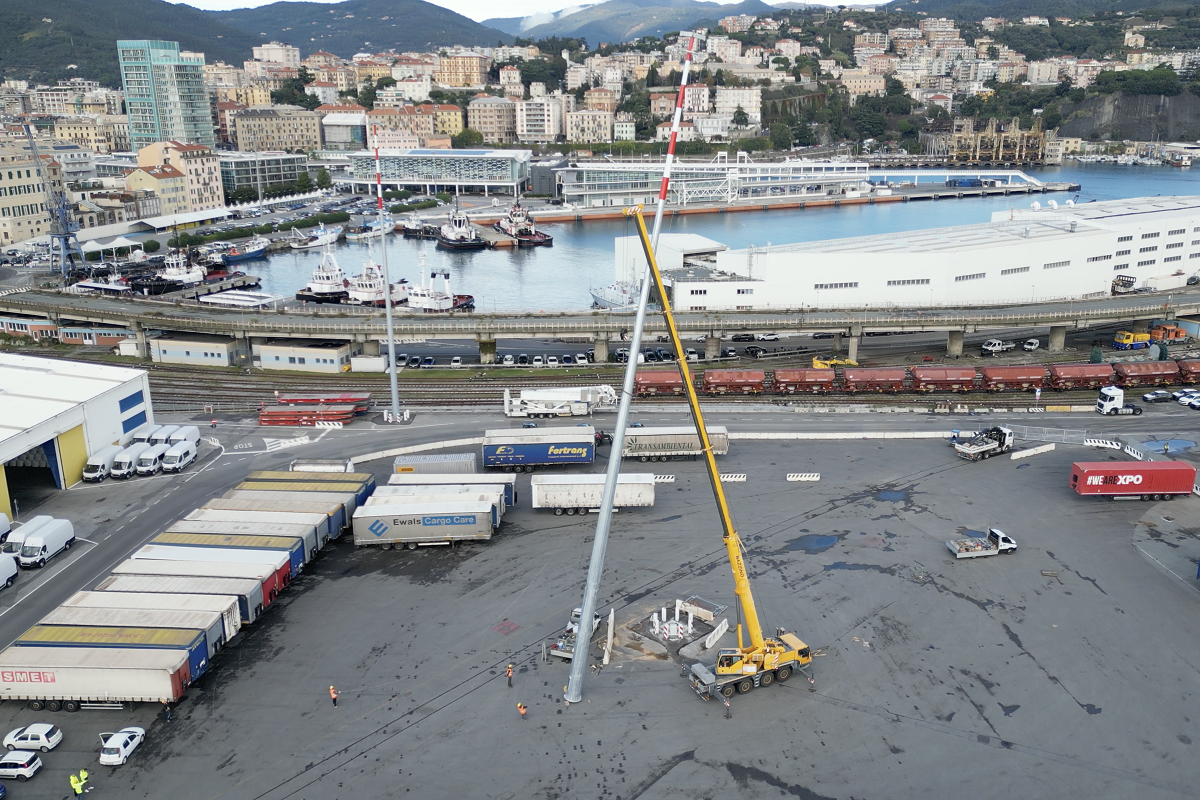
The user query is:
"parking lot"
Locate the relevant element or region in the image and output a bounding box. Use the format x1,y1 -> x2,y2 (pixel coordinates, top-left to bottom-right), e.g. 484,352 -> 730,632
0,408 -> 1196,798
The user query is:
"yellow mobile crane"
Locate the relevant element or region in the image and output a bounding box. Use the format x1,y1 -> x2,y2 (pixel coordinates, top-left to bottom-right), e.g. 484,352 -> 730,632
627,207 -> 813,700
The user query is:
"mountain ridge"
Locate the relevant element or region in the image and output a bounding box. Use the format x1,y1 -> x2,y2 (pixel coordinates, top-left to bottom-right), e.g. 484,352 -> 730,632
504,0 -> 774,45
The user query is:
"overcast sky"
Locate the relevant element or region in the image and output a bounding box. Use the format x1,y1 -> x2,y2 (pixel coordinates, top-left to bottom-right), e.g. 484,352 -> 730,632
175,0 -> 785,23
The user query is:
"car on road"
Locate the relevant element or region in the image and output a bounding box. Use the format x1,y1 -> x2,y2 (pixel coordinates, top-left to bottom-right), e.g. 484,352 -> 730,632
450,356 -> 463,368
756,333 -> 779,341
745,345 -> 767,358
420,357 -> 435,368
502,354 -> 515,365
1188,397 -> 1200,410
522,421 -> 537,428
721,348 -> 738,358
3,725 -> 61,753
0,751 -> 40,781
685,348 -> 699,361
1171,388 -> 1198,400
1142,390 -> 1173,403
811,332 -> 834,339
1023,339 -> 1041,351
517,354 -> 529,365
406,356 -> 421,368
575,353 -> 587,364
981,339 -> 1017,355
730,333 -> 755,342
630,422 -> 644,428
98,728 -> 145,767
1176,390 -> 1200,405
532,356 -> 543,367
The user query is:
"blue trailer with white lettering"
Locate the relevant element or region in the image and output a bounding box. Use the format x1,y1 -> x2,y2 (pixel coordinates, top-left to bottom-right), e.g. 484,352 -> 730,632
351,502 -> 497,549
481,428 -> 595,472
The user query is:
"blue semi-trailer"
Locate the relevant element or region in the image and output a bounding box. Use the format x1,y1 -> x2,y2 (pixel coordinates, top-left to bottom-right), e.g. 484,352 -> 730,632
481,428 -> 596,471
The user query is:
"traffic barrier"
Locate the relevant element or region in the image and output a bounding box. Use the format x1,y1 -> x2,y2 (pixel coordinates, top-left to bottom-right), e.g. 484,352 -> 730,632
1011,443 -> 1055,460
703,618 -> 730,649
264,435 -> 310,452
1124,445 -> 1147,461
314,421 -> 343,430
1084,438 -> 1122,449
787,473 -> 821,482
653,475 -> 676,483
719,474 -> 747,482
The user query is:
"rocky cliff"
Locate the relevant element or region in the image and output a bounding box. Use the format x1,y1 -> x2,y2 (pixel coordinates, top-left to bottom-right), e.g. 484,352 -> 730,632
1057,92 -> 1200,141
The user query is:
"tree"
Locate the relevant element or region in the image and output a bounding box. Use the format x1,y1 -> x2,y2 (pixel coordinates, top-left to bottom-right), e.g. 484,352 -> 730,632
884,77 -> 906,97
646,65 -> 659,87
452,128 -> 484,148
732,105 -> 750,126
794,123 -> 815,146
769,122 -> 793,150
227,186 -> 258,204
356,82 -> 378,110
295,172 -> 313,192
316,168 -> 332,189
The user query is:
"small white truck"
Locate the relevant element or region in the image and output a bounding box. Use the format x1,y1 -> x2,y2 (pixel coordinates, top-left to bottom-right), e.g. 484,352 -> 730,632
549,607 -> 603,661
954,426 -> 1014,461
946,528 -> 1017,558
1096,386 -> 1143,416
503,386 -> 617,418
981,339 -> 1016,355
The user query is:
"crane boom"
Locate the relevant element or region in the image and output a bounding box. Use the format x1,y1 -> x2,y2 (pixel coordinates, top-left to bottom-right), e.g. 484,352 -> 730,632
626,206 -> 812,700
22,124 -> 82,277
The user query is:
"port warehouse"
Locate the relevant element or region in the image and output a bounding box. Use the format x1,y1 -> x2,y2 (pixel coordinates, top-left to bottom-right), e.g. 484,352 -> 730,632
614,197 -> 1200,311
0,354 -> 153,516
636,360 -> 1200,395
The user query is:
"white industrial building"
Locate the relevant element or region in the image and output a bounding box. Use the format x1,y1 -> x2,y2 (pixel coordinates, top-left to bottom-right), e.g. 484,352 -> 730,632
150,333 -> 248,367
0,354 -> 153,515
615,196 -> 1200,310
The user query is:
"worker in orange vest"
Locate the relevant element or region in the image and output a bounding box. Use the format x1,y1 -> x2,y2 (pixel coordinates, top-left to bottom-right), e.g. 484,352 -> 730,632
506,664 -> 513,687
517,703 -> 527,720
329,685 -> 340,707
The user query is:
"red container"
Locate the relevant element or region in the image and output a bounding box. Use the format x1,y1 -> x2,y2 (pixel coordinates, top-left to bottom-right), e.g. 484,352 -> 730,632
841,368 -> 907,392
277,393 -> 371,412
703,369 -> 766,394
1177,359 -> 1200,383
909,366 -> 977,392
979,366 -> 1046,391
1070,461 -> 1196,497
1113,361 -> 1180,387
1046,363 -> 1114,390
259,404 -> 358,426
773,368 -> 836,394
634,370 -> 685,396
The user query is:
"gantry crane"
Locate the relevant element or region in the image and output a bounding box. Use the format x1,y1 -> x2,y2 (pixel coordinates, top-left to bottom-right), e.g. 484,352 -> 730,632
626,206 -> 813,700
23,124 -> 84,277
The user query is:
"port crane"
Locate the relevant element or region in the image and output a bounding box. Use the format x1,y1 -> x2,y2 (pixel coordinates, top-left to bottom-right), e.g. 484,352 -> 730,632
626,206 -> 813,699
22,124 -> 84,276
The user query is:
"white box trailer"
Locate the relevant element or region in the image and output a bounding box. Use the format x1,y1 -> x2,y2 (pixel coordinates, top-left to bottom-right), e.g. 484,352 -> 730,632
386,473 -> 518,505
290,458 -> 355,473
0,647 -> 190,707
166,519 -> 320,562
530,474 -> 656,515
95,574 -> 264,624
39,606 -> 227,658
353,502 -> 496,549
621,426 -> 729,461
362,496 -> 501,527
188,506 -> 338,544
224,489 -> 358,522
371,485 -> 508,516
62,590 -> 241,640
132,544 -> 291,582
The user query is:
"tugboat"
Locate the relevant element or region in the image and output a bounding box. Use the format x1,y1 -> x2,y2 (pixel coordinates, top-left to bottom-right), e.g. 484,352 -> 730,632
406,258 -> 474,312
400,214 -> 439,238
344,244 -> 408,306
221,235 -> 270,264
290,223 -> 343,250
129,250 -> 206,295
437,209 -> 487,250
295,246 -> 349,303
494,202 -> 553,246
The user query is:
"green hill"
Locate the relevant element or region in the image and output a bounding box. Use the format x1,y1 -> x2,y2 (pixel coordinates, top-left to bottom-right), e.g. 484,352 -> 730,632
514,0 -> 775,45
208,0 -> 513,57
0,0 -> 259,87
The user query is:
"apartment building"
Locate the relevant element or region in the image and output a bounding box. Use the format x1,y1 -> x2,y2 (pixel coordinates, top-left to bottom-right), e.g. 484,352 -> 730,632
231,107 -> 323,153
435,53 -> 489,88
566,109 -> 614,143
714,86 -> 762,123
467,96 -> 517,144
583,88 -> 618,113
125,163 -> 188,215
515,98 -> 563,143
253,42 -> 301,68
0,142 -> 56,245
137,141 -> 223,212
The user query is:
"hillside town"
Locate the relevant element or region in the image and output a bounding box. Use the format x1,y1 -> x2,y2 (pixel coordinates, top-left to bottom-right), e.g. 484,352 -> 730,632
0,6 -> 1199,246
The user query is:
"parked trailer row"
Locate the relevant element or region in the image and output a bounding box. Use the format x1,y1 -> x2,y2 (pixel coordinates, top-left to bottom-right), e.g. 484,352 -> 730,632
62,591 -> 241,641
530,474 -> 656,515
95,575 -> 264,625
636,359 -> 1200,396
0,647 -> 190,709
353,502 -> 498,549
386,473 -> 518,505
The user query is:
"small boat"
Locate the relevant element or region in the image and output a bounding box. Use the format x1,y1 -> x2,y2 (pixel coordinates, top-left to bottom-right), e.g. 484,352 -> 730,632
1167,153 -> 1193,168
130,249 -> 207,293
406,258 -> 474,312
345,218 -> 391,241
494,202 -> 553,246
344,245 -> 408,306
590,281 -> 641,310
290,224 -> 343,250
295,246 -> 349,303
437,210 -> 487,250
221,235 -> 270,264
400,214 -> 437,238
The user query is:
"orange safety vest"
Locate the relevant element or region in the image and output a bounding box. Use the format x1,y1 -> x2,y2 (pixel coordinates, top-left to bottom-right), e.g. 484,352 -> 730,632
329,686 -> 338,699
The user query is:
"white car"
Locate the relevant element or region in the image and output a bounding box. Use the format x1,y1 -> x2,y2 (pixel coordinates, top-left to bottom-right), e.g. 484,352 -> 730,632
756,333 -> 779,341
502,354 -> 514,365
1142,389 -> 1173,403
1023,339 -> 1041,351
0,750 -> 41,781
532,356 -> 543,367
450,356 -> 463,368
98,727 -> 145,766
546,356 -> 559,367
3,724 -> 61,753
1177,391 -> 1200,405
575,353 -> 587,364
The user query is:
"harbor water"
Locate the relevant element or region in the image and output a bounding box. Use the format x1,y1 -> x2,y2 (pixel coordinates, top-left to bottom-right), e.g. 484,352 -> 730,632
250,164 -> 1200,312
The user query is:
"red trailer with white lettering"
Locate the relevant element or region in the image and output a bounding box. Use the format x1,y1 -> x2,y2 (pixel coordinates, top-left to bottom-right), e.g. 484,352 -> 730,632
1069,461 -> 1196,500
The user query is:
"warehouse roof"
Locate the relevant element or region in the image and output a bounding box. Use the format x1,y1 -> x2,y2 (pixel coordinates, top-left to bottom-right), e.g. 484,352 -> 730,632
0,354 -> 147,463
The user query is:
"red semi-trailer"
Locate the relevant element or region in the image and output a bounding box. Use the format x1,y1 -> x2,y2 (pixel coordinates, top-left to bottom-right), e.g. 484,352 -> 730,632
1069,461 -> 1196,500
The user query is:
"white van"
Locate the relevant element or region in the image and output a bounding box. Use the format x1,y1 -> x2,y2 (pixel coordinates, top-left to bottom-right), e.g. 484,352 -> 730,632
0,555 -> 16,590
150,426 -> 180,446
132,425 -> 163,445
168,425 -> 200,446
162,441 -> 197,473
1,515 -> 52,556
135,443 -> 171,476
111,443 -> 151,479
19,518 -> 75,568
0,513 -> 9,543
82,445 -> 125,482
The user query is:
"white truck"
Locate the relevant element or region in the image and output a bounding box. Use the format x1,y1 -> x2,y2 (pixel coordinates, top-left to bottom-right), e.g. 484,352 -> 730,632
953,426 -> 1014,461
549,607 -> 603,661
1096,386 -> 1144,416
530,474 -> 656,516
621,426 -> 730,462
503,385 -> 617,418
981,339 -> 1016,355
946,528 -> 1017,558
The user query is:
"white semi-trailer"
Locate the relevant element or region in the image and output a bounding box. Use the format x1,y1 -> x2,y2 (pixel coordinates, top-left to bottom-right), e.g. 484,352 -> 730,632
530,474 -> 656,516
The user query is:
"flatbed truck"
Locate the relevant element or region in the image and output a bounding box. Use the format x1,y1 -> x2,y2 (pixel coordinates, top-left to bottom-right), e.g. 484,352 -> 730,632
946,528 -> 1017,558
954,426 -> 1014,461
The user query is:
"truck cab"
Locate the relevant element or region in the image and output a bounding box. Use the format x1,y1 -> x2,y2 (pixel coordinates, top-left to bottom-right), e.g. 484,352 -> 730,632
1096,386 -> 1143,416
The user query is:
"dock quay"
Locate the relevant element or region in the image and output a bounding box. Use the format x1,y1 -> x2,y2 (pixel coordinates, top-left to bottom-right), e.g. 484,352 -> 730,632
473,226 -> 517,248
168,274 -> 261,300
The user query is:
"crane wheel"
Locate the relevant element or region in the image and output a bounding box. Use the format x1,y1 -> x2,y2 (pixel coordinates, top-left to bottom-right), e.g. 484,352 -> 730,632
720,685 -> 735,698
775,667 -> 792,682
759,671 -> 774,687
736,679 -> 754,694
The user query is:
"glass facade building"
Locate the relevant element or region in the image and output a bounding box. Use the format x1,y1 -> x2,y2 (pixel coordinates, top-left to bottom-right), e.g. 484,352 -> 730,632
118,40 -> 216,150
